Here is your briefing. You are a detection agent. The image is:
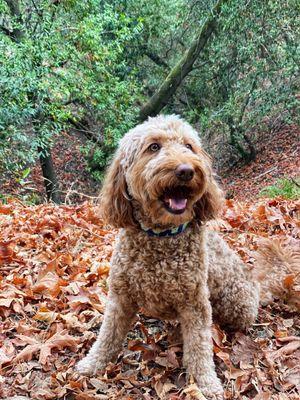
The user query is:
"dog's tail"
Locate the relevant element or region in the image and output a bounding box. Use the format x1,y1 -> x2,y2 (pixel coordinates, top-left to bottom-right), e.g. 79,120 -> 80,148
253,239 -> 300,310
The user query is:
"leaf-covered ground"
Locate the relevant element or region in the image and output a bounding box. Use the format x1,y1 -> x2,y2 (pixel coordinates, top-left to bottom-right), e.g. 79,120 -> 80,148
0,198 -> 299,400
221,125 -> 299,200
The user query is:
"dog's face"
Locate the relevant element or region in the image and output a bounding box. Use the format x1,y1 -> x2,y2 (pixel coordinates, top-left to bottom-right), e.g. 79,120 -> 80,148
126,129 -> 211,226
100,115 -> 223,228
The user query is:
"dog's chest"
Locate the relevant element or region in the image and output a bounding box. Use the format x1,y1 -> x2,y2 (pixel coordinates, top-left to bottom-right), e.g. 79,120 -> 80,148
109,227 -> 207,318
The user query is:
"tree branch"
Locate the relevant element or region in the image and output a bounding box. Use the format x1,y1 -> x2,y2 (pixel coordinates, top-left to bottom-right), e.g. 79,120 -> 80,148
139,0 -> 228,121
238,74 -> 258,126
68,118 -> 102,145
0,24 -> 13,37
144,49 -> 169,68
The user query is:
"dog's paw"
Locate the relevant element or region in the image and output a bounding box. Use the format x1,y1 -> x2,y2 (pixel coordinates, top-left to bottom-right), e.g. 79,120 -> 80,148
76,356 -> 108,376
198,387 -> 224,400
76,357 -> 97,376
196,376 -> 224,400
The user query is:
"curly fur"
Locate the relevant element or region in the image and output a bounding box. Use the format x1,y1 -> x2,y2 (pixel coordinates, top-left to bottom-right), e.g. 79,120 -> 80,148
254,239 -> 300,310
77,115 -> 260,399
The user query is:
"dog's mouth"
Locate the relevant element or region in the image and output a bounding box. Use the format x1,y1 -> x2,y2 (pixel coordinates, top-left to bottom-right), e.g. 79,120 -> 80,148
161,186 -> 192,215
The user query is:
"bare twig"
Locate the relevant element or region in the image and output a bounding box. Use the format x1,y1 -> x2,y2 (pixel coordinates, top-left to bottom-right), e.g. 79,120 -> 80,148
255,166 -> 277,180
290,178 -> 300,188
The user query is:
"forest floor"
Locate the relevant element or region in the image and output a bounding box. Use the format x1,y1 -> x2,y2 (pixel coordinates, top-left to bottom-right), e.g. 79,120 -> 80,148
0,199 -> 299,400
220,125 -> 299,200
0,125 -> 299,400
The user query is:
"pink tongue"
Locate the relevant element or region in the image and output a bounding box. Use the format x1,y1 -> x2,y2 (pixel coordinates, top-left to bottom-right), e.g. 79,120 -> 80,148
168,198 -> 187,210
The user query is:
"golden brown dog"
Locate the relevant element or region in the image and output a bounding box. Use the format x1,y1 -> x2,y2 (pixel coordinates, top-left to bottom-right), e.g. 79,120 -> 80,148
77,115 -> 261,399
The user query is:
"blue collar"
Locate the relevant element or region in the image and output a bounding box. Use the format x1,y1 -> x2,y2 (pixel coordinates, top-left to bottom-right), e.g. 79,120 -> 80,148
140,222 -> 190,237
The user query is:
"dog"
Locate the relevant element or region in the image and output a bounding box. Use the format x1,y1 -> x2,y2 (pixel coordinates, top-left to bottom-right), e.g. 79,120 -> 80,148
76,115 -> 261,399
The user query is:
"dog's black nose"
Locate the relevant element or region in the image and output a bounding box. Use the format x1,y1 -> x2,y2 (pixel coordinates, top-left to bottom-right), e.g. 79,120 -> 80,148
175,164 -> 194,181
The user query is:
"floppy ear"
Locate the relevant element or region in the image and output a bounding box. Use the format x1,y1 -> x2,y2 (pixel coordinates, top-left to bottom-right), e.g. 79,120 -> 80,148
194,153 -> 224,222
99,153 -> 135,228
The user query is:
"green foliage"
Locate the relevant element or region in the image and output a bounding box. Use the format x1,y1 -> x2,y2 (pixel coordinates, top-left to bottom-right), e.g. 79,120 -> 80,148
260,178 -> 300,200
0,191 -> 42,205
0,0 -> 142,176
81,143 -> 114,181
181,0 -> 300,159
0,0 -> 299,184
112,0 -> 299,162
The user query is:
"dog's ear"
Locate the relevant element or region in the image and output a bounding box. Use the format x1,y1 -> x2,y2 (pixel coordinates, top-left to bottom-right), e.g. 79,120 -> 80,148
99,153 -> 135,228
194,152 -> 224,222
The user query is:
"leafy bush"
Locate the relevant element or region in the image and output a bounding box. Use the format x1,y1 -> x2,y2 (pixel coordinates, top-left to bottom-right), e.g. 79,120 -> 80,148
0,0 -> 142,178
180,0 -> 299,162
260,178 -> 300,200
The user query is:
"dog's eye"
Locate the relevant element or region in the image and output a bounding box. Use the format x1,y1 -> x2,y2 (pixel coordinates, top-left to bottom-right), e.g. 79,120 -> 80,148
185,144 -> 193,151
148,143 -> 161,152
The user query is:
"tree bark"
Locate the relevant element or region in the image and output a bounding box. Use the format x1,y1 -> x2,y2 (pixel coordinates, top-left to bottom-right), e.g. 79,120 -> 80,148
144,48 -> 169,68
228,75 -> 258,162
139,0 -> 227,121
4,0 -> 24,42
38,147 -> 61,204
243,132 -> 256,161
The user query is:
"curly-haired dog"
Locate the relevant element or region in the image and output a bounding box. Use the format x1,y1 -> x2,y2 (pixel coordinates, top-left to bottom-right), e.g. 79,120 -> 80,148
77,115 -> 260,399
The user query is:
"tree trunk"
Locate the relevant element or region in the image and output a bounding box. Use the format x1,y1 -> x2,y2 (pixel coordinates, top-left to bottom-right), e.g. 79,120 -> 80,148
243,132 -> 256,161
229,127 -> 256,163
227,75 -> 258,163
4,0 -> 24,42
139,0 -> 227,121
38,147 -> 61,204
3,2 -> 62,202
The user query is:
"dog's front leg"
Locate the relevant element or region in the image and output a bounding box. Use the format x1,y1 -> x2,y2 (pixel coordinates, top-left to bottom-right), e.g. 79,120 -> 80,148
179,301 -> 224,400
77,294 -> 137,376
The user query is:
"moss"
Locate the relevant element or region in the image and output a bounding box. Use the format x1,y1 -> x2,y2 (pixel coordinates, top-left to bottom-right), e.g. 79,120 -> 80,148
259,178 -> 300,200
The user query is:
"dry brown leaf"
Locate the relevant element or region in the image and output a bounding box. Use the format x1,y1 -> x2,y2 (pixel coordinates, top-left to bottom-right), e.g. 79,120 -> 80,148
181,383 -> 208,399
33,308 -> 58,323
13,330 -> 79,365
154,381 -> 177,399
265,339 -> 300,365
32,271 -> 67,297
